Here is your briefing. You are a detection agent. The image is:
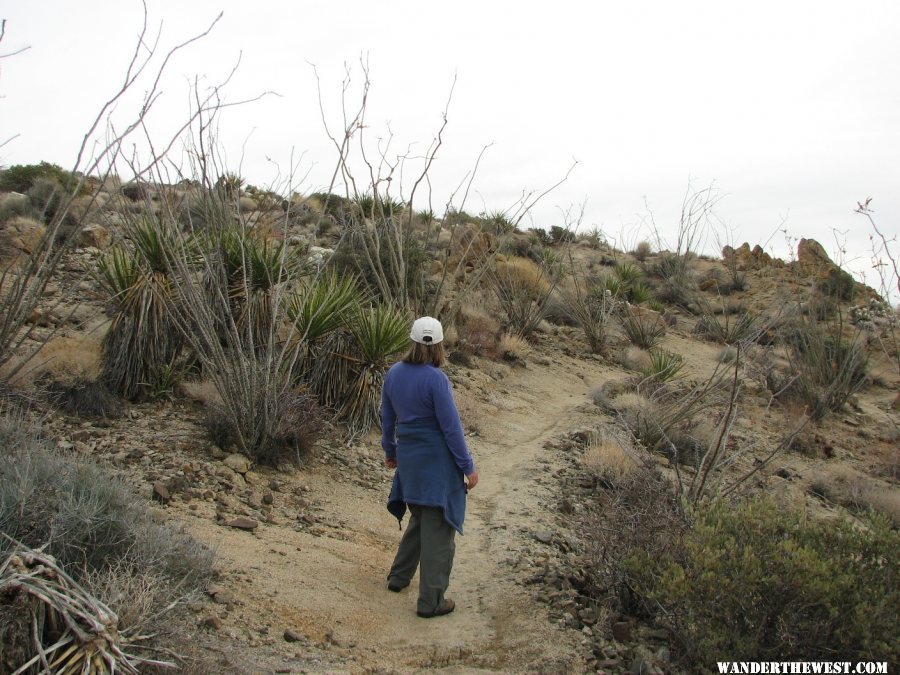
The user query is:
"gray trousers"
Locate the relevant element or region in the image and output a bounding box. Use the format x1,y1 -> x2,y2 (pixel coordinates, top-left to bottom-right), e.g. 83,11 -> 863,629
388,504 -> 456,614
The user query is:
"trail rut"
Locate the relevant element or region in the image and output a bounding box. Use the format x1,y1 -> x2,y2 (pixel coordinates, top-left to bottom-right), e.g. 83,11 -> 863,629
182,353 -> 615,672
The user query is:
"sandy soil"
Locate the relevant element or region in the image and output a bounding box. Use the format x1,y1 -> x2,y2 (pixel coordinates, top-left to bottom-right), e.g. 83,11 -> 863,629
174,347 -> 615,673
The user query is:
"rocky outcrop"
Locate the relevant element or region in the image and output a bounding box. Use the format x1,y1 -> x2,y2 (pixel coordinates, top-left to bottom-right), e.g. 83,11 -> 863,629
796,238 -> 836,276
721,242 -> 776,270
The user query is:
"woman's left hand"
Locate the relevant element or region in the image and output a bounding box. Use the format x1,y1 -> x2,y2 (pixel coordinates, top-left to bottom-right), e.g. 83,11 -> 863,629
384,457 -> 397,469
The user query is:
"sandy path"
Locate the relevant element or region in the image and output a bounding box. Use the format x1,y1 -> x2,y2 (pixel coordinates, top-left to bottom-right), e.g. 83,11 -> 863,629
184,352 -> 608,672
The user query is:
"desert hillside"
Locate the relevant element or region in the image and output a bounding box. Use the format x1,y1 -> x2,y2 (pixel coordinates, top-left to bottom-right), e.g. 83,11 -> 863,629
1,166 -> 897,674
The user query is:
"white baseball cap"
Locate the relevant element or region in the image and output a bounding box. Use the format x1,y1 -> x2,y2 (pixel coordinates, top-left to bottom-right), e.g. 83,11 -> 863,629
410,316 -> 444,344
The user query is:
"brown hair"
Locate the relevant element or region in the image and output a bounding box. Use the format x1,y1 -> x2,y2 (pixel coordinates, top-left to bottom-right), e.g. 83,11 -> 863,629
402,341 -> 445,367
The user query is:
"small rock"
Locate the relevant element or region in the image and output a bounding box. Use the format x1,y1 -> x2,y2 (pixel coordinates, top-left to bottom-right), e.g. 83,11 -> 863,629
612,621 -> 632,643
71,429 -> 93,442
224,453 -> 252,475
152,482 -> 171,505
225,517 -> 259,531
200,615 -> 222,630
262,491 -> 274,505
534,530 -> 553,545
284,629 -> 304,643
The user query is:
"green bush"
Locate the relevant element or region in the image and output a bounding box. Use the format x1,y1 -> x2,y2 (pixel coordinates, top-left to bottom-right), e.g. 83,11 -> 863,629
0,162 -> 72,193
0,409 -> 214,671
624,496 -> 899,662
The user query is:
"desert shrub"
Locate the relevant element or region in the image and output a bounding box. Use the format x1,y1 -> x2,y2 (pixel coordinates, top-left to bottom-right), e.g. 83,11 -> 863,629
718,346 -> 738,363
479,209 -> 515,235
489,255 -> 558,338
0,415 -> 213,672
121,182 -> 150,202
641,349 -> 684,382
614,262 -> 642,286
0,192 -> 36,223
308,303 -> 409,435
620,345 -> 652,372
778,313 -> 868,420
623,496 -> 899,662
498,332 -> 532,361
204,386 -> 324,462
26,177 -> 66,224
548,225 -> 574,244
816,266 -> 856,301
47,377 -> 123,418
560,282 -> 617,353
581,464 -> 687,613
632,240 -> 652,262
0,162 -> 76,194
621,308 -> 667,349
0,414 -> 212,584
627,281 -> 654,305
649,252 -> 697,307
581,433 -> 637,485
541,291 -> 578,326
455,307 -> 500,358
693,310 -> 757,345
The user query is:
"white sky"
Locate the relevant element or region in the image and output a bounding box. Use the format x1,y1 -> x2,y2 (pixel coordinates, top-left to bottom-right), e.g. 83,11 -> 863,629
2,1 -> 898,294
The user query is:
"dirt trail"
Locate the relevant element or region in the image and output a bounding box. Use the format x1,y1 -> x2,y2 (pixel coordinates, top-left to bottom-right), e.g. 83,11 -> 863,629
183,352 -> 611,673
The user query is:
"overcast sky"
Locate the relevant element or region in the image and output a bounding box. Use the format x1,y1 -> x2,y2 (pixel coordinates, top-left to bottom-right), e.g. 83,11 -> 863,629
2,1 -> 898,294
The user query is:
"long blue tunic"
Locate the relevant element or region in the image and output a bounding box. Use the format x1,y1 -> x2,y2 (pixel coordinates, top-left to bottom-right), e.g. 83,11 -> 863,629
381,362 -> 475,534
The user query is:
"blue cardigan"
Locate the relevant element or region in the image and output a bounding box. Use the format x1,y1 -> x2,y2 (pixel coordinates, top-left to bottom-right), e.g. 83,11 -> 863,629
381,362 -> 475,534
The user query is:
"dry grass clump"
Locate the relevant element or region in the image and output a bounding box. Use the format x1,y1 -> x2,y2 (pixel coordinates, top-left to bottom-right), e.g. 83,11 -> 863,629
632,240 -> 652,262
809,467 -> 900,526
498,332 -> 532,361
455,306 -> 500,358
620,346 -> 652,372
2,333 -> 101,387
582,434 -> 637,483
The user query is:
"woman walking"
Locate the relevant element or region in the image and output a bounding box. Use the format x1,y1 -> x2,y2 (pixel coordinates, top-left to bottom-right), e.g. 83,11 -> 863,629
382,316 -> 479,618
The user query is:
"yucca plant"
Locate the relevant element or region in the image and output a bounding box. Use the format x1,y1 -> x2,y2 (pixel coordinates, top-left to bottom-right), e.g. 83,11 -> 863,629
615,262 -> 643,286
641,349 -> 684,382
209,227 -> 301,351
341,303 -> 410,434
309,303 -> 409,435
286,269 -> 363,375
628,281 -> 655,306
98,218 -> 183,400
562,284 -> 617,354
621,308 -> 668,349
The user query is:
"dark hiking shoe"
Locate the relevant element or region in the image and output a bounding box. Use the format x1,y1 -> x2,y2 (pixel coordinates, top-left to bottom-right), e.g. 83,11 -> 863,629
417,598 -> 455,618
387,581 -> 406,592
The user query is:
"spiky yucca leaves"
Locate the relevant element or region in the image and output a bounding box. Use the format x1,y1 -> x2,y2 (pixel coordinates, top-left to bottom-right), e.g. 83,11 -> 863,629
641,349 -> 684,383
561,283 -> 617,354
621,308 -> 668,349
210,227 -> 302,351
309,303 -> 409,435
286,269 -> 364,377
98,218 -> 183,400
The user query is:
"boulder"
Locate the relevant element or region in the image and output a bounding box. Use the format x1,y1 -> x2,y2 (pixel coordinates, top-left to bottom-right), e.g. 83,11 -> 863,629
225,516 -> 258,531
1,216 -> 45,257
797,238 -> 836,276
77,223 -> 110,249
224,453 -> 252,475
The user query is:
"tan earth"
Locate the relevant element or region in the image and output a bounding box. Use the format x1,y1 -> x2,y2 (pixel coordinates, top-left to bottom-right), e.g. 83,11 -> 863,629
176,347 -> 611,673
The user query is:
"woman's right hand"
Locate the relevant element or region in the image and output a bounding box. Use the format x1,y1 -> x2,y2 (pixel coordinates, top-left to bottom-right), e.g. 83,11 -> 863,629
466,470 -> 479,490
